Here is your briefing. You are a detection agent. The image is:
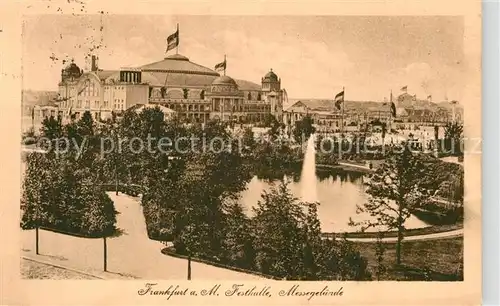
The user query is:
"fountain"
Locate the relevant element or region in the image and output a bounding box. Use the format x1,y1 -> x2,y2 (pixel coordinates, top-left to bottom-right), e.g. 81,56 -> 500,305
300,134 -> 318,203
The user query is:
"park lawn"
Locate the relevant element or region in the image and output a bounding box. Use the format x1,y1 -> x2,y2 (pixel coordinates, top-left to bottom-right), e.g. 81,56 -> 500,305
21,259 -> 98,280
340,223 -> 462,239
353,237 -> 463,281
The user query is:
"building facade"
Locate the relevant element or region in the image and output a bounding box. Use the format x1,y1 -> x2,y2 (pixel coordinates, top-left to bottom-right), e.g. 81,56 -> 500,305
283,99 -> 462,134
55,54 -> 285,124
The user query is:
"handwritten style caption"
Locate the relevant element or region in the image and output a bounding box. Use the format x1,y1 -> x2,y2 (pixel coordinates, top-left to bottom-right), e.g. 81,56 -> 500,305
138,283 -> 343,301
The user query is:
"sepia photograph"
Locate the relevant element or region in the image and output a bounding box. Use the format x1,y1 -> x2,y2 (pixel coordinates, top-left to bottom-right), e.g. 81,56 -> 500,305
0,0 -> 482,304
19,13 -> 468,282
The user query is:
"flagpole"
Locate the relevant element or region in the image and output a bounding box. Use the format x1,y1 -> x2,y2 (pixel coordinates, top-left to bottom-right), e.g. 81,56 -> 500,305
341,86 -> 345,135
31,107 -> 34,131
176,23 -> 179,55
224,54 -> 226,76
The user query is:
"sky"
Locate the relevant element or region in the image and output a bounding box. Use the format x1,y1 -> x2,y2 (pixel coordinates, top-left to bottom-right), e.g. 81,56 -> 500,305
22,15 -> 464,101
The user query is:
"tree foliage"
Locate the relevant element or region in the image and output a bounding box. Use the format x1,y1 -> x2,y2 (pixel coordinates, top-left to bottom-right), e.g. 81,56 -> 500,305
293,116 -> 316,144
251,181 -> 370,280
351,144 -> 428,264
443,121 -> 463,156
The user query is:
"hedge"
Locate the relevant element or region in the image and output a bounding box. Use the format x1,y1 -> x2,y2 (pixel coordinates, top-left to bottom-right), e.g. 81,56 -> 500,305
161,246 -> 282,280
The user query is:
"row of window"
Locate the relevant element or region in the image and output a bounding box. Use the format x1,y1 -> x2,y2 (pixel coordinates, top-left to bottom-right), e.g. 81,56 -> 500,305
162,103 -> 271,113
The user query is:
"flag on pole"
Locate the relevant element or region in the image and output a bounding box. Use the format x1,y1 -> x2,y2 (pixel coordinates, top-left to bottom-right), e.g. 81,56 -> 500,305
334,90 -> 344,110
31,107 -> 35,120
451,100 -> 458,105
400,85 -> 408,92
166,24 -> 179,53
214,57 -> 226,72
427,94 -> 432,100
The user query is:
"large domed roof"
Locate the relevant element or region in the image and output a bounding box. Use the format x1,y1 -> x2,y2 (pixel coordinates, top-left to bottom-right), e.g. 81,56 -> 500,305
212,75 -> 237,86
138,53 -> 220,87
139,53 -> 219,76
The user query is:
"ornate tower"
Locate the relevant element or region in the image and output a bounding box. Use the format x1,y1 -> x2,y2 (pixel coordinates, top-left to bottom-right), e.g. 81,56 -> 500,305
261,68 -> 281,92
261,69 -> 283,122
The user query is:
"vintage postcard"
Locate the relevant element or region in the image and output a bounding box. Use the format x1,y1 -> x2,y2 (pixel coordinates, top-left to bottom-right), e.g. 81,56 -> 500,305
1,0 -> 481,305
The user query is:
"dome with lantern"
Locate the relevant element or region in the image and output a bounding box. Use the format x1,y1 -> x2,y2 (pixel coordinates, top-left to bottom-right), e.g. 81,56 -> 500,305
60,60 -> 83,82
208,75 -> 243,97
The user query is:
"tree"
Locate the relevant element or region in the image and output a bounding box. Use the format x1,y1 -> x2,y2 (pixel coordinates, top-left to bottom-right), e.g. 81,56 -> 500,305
79,179 -> 117,271
252,180 -> 309,279
222,202 -> 256,269
443,121 -> 463,156
293,116 -> 316,144
40,116 -> 64,152
21,152 -> 52,254
241,127 -> 256,154
41,116 -> 63,140
351,145 -> 427,265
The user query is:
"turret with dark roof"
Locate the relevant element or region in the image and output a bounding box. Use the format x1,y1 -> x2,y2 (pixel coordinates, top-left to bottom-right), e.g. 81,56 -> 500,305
261,68 -> 281,92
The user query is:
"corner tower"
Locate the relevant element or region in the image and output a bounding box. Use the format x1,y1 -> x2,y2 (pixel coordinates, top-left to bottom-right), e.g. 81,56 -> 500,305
261,69 -> 283,122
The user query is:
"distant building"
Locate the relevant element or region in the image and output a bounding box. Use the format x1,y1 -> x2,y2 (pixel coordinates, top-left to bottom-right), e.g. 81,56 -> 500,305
283,99 -> 392,133
284,97 -> 463,134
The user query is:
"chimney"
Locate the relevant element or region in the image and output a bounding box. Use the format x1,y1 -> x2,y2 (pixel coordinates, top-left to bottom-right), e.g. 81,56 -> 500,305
91,55 -> 98,71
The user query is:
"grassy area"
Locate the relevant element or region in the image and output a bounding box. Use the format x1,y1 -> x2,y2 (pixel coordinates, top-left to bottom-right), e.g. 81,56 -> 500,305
352,236 -> 463,281
21,259 -> 98,280
333,223 -> 463,239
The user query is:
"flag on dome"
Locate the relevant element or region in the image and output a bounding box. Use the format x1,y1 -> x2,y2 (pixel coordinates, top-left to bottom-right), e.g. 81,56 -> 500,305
401,85 -> 408,92
214,57 -> 226,72
166,24 -> 179,52
334,90 -> 344,110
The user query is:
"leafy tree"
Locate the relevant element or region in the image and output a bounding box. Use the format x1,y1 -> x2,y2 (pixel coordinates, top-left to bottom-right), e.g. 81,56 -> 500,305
40,116 -> 63,140
21,152 -> 53,254
443,121 -> 463,156
251,180 -> 370,280
351,145 -> 427,265
222,202 -> 256,269
241,127 -> 256,155
293,116 -> 316,144
252,181 -> 308,279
